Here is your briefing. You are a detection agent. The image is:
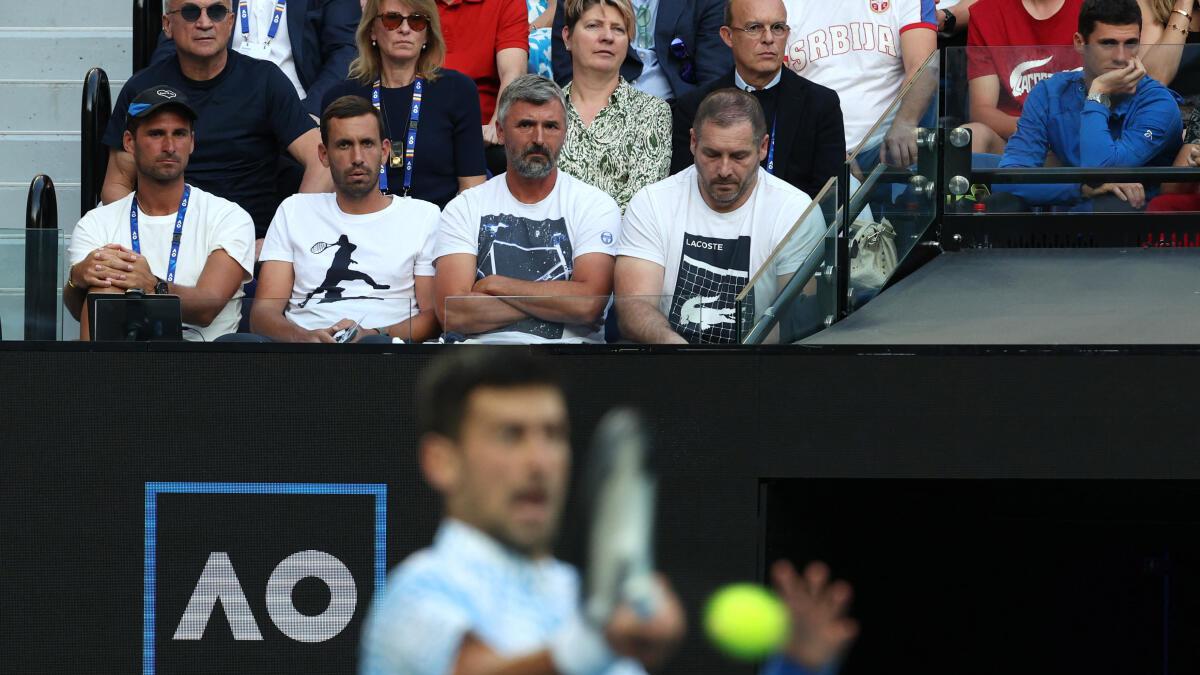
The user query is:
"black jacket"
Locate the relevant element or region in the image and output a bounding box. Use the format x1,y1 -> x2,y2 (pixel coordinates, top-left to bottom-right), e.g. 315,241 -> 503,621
670,68 -> 846,200
153,0 -> 360,117
551,0 -> 730,101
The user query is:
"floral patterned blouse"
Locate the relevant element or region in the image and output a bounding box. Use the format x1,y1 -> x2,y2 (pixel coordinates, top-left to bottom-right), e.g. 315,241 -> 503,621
558,78 -> 672,211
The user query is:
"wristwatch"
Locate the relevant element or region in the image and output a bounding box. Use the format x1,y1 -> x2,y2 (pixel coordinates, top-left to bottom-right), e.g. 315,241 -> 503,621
940,8 -> 956,34
1087,92 -> 1111,108
154,277 -> 169,295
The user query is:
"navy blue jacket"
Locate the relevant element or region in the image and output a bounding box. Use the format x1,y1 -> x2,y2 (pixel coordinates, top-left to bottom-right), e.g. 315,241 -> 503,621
551,0 -> 731,100
998,71 -> 1183,206
153,0 -> 360,117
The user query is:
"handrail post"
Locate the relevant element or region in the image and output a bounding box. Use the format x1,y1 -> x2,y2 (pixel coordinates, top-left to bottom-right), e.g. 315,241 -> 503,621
24,175 -> 59,341
81,67 -> 111,218
133,0 -> 164,73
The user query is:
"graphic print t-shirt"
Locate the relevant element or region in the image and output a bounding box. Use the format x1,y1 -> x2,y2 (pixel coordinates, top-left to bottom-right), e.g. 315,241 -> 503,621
260,193 -> 441,332
782,0 -> 935,151
619,167 -> 823,344
434,172 -> 621,343
69,185 -> 255,342
967,0 -> 1083,117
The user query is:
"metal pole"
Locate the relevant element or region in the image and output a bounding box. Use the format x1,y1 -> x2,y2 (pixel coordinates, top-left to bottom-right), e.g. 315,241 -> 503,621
81,68 -> 111,218
24,175 -> 59,341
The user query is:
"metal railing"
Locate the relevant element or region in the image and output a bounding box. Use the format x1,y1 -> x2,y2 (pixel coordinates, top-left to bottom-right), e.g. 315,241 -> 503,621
24,175 -> 59,341
81,67 -> 111,218
133,0 -> 164,73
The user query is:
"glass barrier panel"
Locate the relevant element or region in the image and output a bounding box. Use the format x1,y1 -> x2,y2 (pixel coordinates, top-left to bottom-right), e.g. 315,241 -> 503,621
444,295 -> 753,345
86,295 -> 416,343
845,50 -> 939,311
444,294 -> 617,344
944,45 -> 1200,216
738,177 -> 838,344
1,227 -> 65,341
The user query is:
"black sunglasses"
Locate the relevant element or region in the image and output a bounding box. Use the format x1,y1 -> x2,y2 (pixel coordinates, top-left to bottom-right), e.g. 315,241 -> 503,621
377,12 -> 429,32
167,3 -> 232,23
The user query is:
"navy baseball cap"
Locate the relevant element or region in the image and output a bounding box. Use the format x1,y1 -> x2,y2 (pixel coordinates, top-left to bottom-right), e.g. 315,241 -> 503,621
126,85 -> 198,129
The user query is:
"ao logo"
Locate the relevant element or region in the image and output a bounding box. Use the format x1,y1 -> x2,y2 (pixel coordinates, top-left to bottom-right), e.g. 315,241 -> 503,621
174,550 -> 356,643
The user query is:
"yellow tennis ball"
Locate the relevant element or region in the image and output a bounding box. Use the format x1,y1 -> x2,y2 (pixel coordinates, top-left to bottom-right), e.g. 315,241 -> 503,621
704,583 -> 790,661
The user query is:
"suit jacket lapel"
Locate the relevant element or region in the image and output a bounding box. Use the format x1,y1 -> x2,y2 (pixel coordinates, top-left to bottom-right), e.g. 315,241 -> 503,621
773,71 -> 807,178
655,0 -> 685,49
286,0 -> 306,65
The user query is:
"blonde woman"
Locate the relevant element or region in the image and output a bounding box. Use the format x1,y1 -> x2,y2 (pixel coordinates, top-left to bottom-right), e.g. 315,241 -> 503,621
557,0 -> 671,211
324,0 -> 486,207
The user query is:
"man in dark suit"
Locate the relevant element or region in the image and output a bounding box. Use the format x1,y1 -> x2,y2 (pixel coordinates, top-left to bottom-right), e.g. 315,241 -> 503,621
153,0 -> 360,117
670,0 -> 844,199
551,0 -> 730,102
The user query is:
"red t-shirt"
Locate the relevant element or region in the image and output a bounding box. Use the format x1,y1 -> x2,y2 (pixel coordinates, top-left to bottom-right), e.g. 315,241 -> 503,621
438,0 -> 529,124
967,0 -> 1083,116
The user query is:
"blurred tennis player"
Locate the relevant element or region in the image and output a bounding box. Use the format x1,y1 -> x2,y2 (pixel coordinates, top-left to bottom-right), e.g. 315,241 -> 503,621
360,349 -> 856,675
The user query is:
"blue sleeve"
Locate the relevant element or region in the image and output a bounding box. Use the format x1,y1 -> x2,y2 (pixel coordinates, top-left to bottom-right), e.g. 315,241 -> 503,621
303,0 -> 362,117
692,0 -> 732,86
265,63 -> 319,148
1079,82 -> 1183,167
151,31 -> 177,66
102,79 -> 137,150
922,0 -> 937,25
997,82 -> 1080,205
451,74 -> 488,177
761,655 -> 839,675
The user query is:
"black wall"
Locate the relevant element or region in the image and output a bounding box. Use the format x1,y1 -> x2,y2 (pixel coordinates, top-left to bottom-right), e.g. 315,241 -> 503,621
4,345 -> 1200,674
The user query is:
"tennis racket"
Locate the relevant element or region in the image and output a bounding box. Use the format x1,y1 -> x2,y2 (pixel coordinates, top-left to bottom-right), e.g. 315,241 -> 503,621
310,242 -> 333,254
582,407 -> 658,627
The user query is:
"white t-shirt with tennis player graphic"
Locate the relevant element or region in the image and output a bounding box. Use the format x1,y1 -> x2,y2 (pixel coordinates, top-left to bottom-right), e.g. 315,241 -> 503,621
68,185 -> 255,342
260,193 -> 440,332
433,171 -> 621,344
782,0 -> 935,151
618,166 -> 822,344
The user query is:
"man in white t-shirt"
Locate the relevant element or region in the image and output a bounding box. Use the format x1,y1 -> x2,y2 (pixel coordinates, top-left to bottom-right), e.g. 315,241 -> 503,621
434,75 -> 622,344
782,0 -> 936,167
251,95 -> 442,343
65,86 -> 256,341
616,88 -> 822,345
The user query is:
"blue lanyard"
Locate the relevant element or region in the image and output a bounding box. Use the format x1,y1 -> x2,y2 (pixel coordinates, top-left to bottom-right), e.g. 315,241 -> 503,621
130,185 -> 190,284
766,116 -> 777,175
239,0 -> 286,44
372,77 -> 424,196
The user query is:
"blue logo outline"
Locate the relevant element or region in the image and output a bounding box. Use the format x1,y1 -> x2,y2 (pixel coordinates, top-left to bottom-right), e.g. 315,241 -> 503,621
143,482 -> 388,675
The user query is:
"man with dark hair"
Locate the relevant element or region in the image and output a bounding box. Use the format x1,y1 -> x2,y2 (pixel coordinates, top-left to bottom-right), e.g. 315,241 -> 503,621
616,88 -> 822,345
249,95 -> 442,342
66,86 -> 256,341
998,0 -> 1182,210
433,75 -> 621,344
360,348 -> 859,675
103,0 -> 333,246
671,0 -> 845,199
361,347 -> 686,675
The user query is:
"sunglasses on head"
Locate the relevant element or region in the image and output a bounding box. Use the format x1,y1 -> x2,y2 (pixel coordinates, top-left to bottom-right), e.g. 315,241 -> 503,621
377,12 -> 429,32
167,3 -> 231,23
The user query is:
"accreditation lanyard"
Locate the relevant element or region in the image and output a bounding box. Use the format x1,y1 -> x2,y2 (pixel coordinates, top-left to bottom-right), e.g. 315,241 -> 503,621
766,116 -> 777,175
239,0 -> 287,45
129,185 -> 190,283
372,77 -> 424,195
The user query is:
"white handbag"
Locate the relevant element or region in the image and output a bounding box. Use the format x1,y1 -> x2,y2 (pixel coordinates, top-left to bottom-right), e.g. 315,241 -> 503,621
848,217 -> 898,290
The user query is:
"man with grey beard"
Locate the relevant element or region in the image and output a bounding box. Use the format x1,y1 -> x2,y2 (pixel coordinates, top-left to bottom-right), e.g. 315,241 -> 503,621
433,75 -> 622,344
